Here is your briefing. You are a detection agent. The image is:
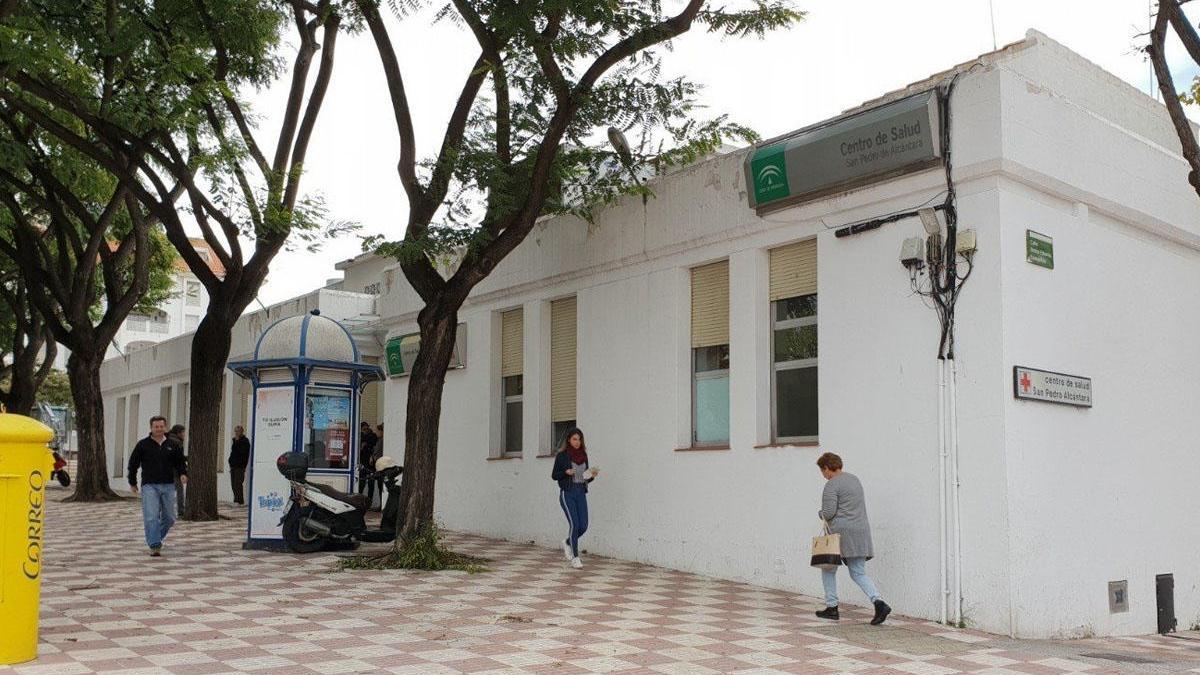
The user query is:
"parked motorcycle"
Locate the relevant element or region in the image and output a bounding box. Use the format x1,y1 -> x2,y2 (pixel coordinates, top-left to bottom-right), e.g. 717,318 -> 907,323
276,451 -> 403,553
51,449 -> 70,487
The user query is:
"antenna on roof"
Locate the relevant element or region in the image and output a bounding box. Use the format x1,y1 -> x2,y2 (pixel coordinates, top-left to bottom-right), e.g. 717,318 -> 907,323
988,0 -> 998,51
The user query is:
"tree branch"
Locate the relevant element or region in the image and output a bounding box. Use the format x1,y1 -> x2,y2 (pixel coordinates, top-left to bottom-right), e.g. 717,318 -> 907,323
282,5 -> 340,212
355,0 -> 423,210
1150,3 -> 1200,197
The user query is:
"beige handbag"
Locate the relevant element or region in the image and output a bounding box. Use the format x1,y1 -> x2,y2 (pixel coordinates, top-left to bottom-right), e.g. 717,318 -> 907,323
810,520 -> 842,570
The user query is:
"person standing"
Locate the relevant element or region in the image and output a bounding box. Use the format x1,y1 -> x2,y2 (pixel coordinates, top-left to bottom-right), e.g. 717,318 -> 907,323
357,422 -> 379,504
229,425 -> 251,505
128,416 -> 188,556
168,424 -> 187,517
814,452 -> 891,625
551,428 -> 599,569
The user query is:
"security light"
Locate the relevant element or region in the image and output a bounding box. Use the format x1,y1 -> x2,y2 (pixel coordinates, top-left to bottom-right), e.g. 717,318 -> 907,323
607,127 -> 634,167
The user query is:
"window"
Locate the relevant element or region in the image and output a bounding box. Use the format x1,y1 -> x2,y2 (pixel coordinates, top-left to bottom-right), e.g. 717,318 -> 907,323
114,397 -> 127,477
185,281 -> 201,307
127,313 -> 149,331
691,261 -> 730,445
769,240 -> 818,442
150,310 -> 170,334
500,308 -> 523,455
303,387 -> 352,469
550,297 -> 577,446
159,386 -> 172,422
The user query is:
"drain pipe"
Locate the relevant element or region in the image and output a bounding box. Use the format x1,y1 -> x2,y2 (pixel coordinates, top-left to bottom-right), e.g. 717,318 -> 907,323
950,357 -> 964,625
938,357 -> 948,625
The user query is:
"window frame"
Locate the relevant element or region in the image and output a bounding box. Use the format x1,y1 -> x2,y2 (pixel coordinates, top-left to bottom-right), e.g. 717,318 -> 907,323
770,294 -> 818,444
692,344 -> 731,447
501,374 -> 523,456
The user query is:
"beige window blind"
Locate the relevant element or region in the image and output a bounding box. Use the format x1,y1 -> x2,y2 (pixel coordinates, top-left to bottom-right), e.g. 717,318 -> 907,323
769,239 -> 817,301
550,297 -> 577,423
501,308 -> 524,377
691,260 -> 730,348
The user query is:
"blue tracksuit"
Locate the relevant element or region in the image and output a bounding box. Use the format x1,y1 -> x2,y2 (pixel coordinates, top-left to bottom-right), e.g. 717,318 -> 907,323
552,450 -> 593,557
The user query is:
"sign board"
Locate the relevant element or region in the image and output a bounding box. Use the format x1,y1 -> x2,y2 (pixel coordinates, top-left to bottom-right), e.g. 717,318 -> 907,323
386,323 -> 468,377
1013,366 -> 1091,408
745,91 -> 942,210
249,387 -> 295,539
1026,230 -> 1053,269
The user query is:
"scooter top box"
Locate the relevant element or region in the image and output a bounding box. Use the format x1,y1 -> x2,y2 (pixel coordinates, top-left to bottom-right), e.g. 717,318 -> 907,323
277,451 -> 309,481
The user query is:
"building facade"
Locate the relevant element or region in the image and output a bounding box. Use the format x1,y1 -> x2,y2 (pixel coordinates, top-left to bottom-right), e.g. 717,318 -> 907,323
101,31 -> 1200,638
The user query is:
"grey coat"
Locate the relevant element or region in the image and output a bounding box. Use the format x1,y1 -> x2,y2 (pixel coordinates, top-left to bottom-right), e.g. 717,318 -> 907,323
818,472 -> 874,559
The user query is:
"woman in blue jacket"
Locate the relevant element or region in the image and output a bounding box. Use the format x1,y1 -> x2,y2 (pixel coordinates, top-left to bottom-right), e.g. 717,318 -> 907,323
551,428 -> 599,569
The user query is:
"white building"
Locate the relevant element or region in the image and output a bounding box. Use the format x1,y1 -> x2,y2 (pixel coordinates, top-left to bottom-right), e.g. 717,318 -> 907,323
101,31 -> 1200,639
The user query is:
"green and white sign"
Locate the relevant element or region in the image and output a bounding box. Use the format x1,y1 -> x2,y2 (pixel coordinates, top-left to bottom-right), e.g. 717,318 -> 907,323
745,91 -> 942,210
1026,230 -> 1053,269
385,323 -> 468,377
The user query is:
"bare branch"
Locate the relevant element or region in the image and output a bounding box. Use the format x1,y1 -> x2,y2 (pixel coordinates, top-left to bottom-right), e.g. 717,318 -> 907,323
282,6 -> 341,212
355,0 -> 423,210
1150,3 -> 1200,197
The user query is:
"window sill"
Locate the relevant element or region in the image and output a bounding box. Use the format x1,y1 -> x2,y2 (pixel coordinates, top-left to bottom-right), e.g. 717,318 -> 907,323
674,445 -> 730,452
754,441 -> 820,450
536,453 -> 556,459
487,454 -> 522,461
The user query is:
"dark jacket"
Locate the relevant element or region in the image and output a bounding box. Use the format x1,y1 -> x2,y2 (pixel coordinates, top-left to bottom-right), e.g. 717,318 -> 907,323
551,451 -> 594,492
229,436 -> 251,470
128,435 -> 188,487
359,429 -> 378,468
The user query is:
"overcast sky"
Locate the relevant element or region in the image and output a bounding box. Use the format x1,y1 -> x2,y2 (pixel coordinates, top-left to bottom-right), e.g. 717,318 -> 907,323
243,0 -> 1198,307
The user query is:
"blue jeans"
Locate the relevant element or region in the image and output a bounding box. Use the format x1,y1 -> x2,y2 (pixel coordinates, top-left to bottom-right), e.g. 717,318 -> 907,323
559,486 -> 588,557
140,483 -> 177,549
822,556 -> 881,607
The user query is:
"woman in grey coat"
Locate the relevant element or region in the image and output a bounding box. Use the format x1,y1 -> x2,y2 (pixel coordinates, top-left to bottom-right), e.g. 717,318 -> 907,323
816,452 -> 891,625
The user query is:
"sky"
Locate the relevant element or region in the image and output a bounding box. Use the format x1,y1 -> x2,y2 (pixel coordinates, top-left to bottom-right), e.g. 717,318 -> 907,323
243,0 -> 1199,307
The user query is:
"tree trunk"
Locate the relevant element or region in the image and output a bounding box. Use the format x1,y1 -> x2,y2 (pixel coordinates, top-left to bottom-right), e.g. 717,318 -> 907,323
64,350 -> 120,501
3,344 -> 41,416
183,314 -> 234,521
395,305 -> 460,544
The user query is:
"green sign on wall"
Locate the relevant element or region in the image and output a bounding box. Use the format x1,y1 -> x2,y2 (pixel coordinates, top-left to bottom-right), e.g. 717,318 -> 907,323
1026,230 -> 1054,269
750,144 -> 790,206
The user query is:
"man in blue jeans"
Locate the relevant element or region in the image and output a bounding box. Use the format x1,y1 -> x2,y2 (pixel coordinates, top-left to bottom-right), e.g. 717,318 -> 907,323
128,416 -> 188,557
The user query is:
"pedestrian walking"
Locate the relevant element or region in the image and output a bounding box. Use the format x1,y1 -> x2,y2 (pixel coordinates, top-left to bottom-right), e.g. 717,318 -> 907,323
168,424 -> 187,517
551,428 -> 599,569
229,425 -> 250,505
128,416 -> 188,556
814,452 -> 891,625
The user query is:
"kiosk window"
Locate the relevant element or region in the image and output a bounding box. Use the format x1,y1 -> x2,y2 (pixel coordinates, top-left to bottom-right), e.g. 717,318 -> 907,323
304,387 -> 352,469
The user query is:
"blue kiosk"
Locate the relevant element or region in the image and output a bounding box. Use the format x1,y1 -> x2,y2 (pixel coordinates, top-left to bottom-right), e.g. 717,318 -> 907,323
228,310 -> 383,550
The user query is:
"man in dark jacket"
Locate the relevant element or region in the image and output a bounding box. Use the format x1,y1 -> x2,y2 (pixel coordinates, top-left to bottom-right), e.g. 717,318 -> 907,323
357,422 -> 379,504
229,425 -> 251,505
168,424 -> 187,517
129,416 -> 188,556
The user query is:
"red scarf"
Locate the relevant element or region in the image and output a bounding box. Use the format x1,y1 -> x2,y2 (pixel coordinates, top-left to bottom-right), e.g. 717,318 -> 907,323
567,446 -> 588,465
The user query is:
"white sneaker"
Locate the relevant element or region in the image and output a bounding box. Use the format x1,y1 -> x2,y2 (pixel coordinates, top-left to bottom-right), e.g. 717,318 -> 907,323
561,539 -> 574,561
570,557 -> 583,569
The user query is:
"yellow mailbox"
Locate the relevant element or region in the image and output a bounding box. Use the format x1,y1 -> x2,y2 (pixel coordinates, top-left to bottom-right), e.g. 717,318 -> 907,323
0,412 -> 54,665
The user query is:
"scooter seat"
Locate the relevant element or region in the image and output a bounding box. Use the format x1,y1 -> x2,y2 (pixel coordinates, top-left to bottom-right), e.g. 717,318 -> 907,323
311,482 -> 370,511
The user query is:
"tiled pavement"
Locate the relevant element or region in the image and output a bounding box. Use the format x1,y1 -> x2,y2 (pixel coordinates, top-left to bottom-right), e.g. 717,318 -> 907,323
4,489 -> 1199,675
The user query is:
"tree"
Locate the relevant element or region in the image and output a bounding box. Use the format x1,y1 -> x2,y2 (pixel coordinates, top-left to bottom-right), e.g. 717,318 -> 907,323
36,369 -> 72,407
354,0 -> 803,547
0,263 -> 56,416
1148,0 -> 1200,199
0,112 -> 170,500
1,0 -> 350,518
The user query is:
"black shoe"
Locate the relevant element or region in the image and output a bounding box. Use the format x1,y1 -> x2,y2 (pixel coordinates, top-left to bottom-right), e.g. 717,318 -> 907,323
149,547 -> 162,557
815,605 -> 839,620
871,600 -> 891,625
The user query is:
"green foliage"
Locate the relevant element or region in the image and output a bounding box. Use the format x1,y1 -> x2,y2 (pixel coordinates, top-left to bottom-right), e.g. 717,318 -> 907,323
1180,75 -> 1200,106
362,0 -> 804,262
36,369 -> 71,406
336,521 -> 490,573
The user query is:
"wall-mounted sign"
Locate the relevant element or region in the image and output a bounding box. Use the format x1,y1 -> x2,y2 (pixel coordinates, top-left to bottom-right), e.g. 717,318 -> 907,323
385,323 -> 467,377
1026,230 -> 1053,269
1013,366 -> 1091,408
745,90 -> 943,211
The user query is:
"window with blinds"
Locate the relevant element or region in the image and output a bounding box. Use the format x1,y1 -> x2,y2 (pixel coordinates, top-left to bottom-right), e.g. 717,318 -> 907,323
550,297 -> 577,445
500,308 -> 524,455
690,261 -> 730,446
769,239 -> 818,442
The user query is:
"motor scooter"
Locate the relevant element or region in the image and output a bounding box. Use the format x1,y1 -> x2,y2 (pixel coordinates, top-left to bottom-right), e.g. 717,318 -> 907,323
276,451 -> 403,553
51,448 -> 70,487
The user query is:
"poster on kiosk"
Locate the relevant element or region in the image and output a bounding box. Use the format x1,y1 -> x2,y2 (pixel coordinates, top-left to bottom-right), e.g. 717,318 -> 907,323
250,387 -> 295,539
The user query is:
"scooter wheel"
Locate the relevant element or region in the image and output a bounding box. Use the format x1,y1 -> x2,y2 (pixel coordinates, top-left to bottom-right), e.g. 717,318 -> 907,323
57,471 -> 70,487
282,507 -> 327,554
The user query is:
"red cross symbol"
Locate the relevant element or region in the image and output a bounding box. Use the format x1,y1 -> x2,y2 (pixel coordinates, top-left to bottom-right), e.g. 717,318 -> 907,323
1019,371 -> 1032,392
